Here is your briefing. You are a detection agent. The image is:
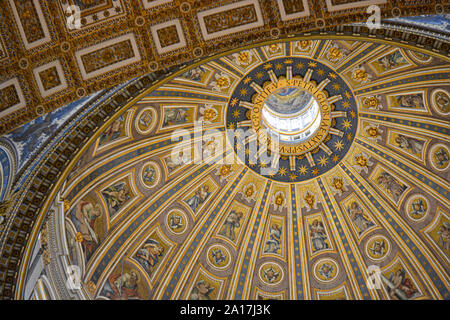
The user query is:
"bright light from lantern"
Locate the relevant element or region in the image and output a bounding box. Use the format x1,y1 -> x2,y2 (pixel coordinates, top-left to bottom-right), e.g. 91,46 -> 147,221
261,87 -> 322,143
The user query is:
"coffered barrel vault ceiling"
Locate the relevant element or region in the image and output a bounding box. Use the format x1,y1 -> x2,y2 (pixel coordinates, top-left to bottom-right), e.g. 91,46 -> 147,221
4,35 -> 448,300
0,0 -> 448,136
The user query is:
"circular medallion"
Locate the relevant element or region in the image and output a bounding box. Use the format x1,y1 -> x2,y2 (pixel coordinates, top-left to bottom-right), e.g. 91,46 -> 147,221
60,41 -> 71,52
134,16 -> 145,27
365,235 -> 391,261
135,107 -> 157,135
193,47 -> 204,58
431,89 -> 449,116
166,209 -> 188,235
312,258 -> 339,283
19,58 -> 29,70
405,194 -> 430,221
76,87 -> 86,98
429,143 -> 449,171
35,105 -> 45,116
226,57 -> 357,182
180,2 -> 191,13
206,244 -> 231,270
139,161 -> 161,189
149,61 -> 159,72
259,262 -> 284,285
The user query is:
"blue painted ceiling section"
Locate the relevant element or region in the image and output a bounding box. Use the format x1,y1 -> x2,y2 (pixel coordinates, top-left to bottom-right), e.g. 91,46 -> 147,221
4,93 -> 101,172
0,145 -> 14,200
385,14 -> 450,34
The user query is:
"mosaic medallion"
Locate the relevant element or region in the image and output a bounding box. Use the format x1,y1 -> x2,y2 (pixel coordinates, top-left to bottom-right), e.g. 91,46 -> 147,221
405,194 -> 430,221
135,107 -> 157,135
206,244 -> 232,270
259,262 -> 284,285
429,143 -> 449,171
365,235 -> 391,261
431,89 -> 449,115
139,161 -> 161,189
312,258 -> 339,283
166,209 -> 188,235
